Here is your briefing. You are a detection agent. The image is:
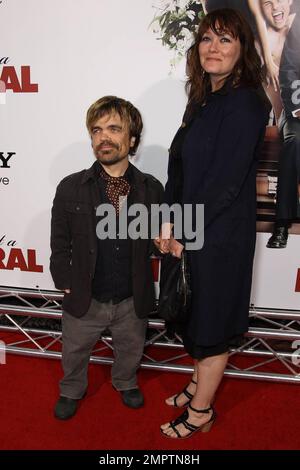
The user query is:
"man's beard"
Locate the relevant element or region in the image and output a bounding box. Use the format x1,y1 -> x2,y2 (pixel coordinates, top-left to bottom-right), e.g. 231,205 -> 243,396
96,152 -> 128,166
94,141 -> 127,166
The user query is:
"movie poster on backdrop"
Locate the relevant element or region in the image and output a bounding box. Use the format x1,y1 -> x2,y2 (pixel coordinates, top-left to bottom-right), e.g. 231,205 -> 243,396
1,0 -> 300,309
203,0 -> 300,308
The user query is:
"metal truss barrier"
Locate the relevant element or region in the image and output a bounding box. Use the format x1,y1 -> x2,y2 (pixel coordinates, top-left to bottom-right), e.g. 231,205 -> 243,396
0,286 -> 300,383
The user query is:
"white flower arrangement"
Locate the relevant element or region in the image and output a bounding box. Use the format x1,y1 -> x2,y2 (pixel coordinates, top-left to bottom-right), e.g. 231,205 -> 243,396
150,0 -> 203,67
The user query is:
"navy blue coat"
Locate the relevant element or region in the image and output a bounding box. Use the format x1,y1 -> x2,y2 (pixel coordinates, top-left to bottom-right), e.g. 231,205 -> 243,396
165,85 -> 269,347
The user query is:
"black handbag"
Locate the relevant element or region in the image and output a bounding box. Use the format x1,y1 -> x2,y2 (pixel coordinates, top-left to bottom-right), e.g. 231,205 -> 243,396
158,251 -> 191,323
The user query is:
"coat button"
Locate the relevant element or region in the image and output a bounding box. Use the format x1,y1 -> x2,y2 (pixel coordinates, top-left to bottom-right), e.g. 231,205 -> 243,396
89,249 -> 94,254
76,206 -> 80,211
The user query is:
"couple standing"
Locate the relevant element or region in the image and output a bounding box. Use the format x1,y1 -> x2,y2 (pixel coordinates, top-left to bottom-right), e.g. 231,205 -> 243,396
50,8 -> 270,439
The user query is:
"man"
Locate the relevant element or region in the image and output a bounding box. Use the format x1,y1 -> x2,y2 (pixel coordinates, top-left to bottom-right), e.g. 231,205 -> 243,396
50,96 -> 164,419
259,0 -> 300,248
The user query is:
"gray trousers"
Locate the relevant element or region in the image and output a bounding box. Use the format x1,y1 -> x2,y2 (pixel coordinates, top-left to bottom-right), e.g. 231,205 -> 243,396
60,297 -> 147,399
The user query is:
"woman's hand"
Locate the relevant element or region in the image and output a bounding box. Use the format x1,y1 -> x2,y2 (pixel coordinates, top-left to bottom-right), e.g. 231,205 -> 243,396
169,238 -> 184,258
154,236 -> 170,254
154,223 -> 184,257
154,222 -> 173,254
154,235 -> 184,258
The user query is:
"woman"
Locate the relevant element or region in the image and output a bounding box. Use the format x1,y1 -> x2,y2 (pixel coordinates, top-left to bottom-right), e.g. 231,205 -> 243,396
156,8 -> 270,439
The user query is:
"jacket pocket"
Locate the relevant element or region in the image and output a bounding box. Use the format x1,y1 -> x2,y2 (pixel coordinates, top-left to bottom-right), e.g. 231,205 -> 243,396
65,201 -> 93,235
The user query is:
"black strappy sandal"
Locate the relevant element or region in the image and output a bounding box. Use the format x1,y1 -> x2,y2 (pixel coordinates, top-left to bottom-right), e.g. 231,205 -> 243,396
161,404 -> 216,439
166,378 -> 197,408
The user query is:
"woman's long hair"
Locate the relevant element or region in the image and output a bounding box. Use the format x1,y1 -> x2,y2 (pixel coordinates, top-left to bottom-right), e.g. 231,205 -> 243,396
186,8 -> 265,110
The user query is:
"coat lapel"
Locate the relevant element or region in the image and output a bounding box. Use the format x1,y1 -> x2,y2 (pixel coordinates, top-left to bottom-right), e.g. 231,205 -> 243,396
130,166 -> 147,272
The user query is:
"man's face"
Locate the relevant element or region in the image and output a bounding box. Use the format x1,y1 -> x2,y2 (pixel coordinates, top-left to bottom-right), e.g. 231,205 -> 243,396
90,112 -> 135,166
260,0 -> 292,30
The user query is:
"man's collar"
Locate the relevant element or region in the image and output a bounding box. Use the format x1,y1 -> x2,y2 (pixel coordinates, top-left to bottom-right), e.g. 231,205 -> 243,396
80,160 -> 146,186
80,160 -> 99,185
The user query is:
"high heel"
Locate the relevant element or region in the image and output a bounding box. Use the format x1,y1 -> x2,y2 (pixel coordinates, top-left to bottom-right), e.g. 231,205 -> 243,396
189,404 -> 216,433
166,379 -> 197,408
160,404 -> 216,439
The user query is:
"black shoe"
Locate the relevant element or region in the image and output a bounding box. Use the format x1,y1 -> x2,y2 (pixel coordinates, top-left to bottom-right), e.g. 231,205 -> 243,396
54,396 -> 79,420
121,388 -> 144,409
267,226 -> 288,248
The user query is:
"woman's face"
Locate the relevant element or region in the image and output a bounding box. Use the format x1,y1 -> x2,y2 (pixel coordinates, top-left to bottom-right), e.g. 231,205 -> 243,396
198,27 -> 241,83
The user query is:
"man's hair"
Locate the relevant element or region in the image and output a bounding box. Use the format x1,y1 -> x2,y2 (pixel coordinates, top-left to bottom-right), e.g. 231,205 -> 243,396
186,8 -> 266,109
86,96 -> 143,156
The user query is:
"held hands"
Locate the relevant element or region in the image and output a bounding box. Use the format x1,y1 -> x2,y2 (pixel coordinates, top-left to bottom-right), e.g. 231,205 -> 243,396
169,238 -> 184,258
154,223 -> 184,258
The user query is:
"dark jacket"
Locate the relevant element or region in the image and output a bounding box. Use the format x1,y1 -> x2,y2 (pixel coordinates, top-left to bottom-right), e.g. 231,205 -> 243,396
165,85 -> 269,346
50,161 -> 164,318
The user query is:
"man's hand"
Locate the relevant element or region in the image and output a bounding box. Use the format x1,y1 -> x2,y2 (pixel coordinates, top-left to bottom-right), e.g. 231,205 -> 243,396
154,236 -> 170,254
154,222 -> 173,254
154,222 -> 184,258
169,238 -> 184,258
64,289 -> 71,294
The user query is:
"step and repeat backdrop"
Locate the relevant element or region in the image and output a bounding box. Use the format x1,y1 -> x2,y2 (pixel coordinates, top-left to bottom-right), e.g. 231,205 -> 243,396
1,0 -> 300,309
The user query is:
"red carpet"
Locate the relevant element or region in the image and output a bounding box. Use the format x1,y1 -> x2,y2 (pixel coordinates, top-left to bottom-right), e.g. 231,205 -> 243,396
0,353 -> 299,450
